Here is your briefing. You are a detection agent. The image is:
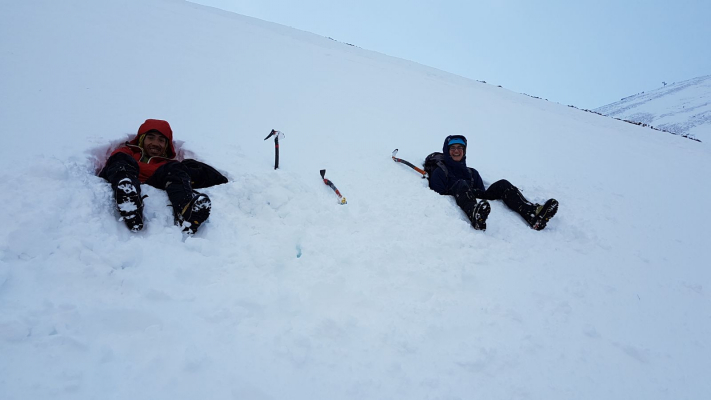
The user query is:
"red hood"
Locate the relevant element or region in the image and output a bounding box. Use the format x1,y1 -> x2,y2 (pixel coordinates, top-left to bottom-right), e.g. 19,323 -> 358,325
128,119 -> 176,159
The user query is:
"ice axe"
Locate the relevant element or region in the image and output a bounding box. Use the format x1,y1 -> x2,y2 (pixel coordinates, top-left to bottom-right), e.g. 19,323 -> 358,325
264,129 -> 284,169
320,169 -> 347,205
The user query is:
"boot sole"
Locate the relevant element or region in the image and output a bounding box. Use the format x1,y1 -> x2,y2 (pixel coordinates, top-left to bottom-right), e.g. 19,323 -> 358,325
116,179 -> 144,232
178,193 -> 212,234
531,199 -> 558,231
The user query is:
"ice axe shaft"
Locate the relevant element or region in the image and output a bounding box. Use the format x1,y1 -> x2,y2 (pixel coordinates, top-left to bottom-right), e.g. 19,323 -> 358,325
391,149 -> 426,177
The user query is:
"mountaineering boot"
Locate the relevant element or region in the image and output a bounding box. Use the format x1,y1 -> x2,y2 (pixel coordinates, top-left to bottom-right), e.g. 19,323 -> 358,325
525,199 -> 559,231
174,192 -> 212,234
115,178 -> 144,232
470,199 -> 491,231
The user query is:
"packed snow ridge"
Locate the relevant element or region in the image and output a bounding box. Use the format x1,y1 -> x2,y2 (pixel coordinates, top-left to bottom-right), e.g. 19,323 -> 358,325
595,75 -> 711,142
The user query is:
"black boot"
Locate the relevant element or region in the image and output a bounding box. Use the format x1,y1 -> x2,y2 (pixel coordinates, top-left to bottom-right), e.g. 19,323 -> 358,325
453,180 -> 490,231
524,199 -> 559,231
174,191 -> 211,234
115,177 -> 144,232
470,200 -> 491,231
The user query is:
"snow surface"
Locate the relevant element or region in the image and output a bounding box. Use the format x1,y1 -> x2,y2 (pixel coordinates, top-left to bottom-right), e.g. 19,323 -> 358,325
1,1 -> 710,399
595,75 -> 711,141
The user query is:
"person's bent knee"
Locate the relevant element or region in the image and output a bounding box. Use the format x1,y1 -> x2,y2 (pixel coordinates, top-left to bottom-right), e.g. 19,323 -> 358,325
451,179 -> 472,194
162,161 -> 191,176
106,152 -> 138,168
490,179 -> 512,189
100,152 -> 139,182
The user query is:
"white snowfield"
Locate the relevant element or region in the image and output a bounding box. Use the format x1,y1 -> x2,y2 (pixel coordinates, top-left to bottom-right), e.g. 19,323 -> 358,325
595,75 -> 711,142
1,1 -> 710,399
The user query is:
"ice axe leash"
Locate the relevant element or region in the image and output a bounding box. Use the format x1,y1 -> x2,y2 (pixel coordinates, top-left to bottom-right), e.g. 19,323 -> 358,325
320,169 -> 347,205
392,149 -> 426,178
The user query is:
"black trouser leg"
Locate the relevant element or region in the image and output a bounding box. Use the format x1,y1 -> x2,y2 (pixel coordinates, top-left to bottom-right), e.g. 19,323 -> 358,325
146,161 -> 194,213
100,153 -> 145,231
485,179 -> 537,215
100,152 -> 142,196
451,179 -> 481,217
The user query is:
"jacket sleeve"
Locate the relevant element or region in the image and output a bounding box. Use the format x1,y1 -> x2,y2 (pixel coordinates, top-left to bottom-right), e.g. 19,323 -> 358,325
428,167 -> 449,195
470,168 -> 485,191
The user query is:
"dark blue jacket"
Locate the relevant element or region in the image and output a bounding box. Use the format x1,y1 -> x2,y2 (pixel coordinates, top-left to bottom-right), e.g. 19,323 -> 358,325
428,138 -> 485,195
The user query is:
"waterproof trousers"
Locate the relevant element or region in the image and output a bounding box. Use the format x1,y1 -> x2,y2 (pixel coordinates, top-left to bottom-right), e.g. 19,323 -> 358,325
100,152 -> 194,214
450,178 -> 538,219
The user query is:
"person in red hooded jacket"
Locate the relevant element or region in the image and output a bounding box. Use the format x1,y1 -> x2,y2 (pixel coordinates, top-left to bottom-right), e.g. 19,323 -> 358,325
100,119 -> 226,233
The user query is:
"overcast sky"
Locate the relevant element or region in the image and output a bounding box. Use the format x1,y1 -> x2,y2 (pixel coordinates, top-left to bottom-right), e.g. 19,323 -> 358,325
191,0 -> 710,109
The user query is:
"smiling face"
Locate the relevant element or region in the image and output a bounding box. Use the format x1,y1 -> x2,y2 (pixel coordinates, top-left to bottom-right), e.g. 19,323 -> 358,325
449,144 -> 465,162
142,131 -> 168,157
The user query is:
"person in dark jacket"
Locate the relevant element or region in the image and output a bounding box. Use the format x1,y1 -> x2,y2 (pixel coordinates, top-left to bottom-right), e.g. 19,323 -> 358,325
429,135 -> 558,231
100,119 -> 227,233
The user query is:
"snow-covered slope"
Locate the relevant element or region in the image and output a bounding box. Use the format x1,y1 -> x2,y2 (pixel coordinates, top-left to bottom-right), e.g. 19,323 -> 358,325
595,75 -> 711,141
1,1 -> 710,399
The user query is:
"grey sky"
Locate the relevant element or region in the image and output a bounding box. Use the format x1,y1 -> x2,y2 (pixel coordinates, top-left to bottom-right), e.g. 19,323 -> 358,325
190,0 -> 710,109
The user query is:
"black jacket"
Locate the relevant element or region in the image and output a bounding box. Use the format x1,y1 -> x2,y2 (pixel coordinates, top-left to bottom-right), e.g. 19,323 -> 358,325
428,137 -> 484,195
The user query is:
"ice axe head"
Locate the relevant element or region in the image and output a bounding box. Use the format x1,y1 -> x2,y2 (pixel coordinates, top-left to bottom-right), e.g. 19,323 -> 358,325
264,129 -> 277,141
392,149 -> 399,158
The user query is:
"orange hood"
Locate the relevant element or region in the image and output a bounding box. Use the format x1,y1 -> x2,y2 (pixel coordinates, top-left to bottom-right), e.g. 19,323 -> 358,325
128,119 -> 176,159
